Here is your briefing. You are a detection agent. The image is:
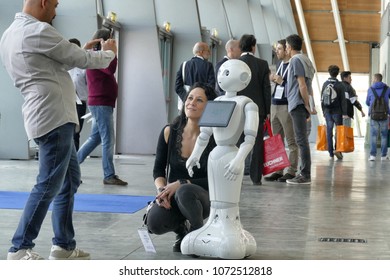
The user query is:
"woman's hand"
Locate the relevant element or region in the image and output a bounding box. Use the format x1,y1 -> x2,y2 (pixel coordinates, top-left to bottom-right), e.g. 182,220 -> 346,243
156,181 -> 181,209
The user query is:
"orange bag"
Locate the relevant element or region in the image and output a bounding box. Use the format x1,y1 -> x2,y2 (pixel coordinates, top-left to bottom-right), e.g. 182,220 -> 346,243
335,125 -> 354,153
316,125 -> 327,151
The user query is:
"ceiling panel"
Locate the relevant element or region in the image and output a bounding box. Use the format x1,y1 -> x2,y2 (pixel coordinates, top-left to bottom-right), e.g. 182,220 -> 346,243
290,0 -> 381,73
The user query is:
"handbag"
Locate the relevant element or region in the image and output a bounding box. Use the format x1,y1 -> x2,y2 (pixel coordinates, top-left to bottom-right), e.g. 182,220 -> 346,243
335,125 -> 354,153
262,119 -> 290,175
316,125 -> 328,151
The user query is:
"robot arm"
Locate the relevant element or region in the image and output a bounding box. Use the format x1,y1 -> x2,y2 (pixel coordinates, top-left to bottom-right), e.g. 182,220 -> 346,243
186,126 -> 213,177
224,102 -> 259,180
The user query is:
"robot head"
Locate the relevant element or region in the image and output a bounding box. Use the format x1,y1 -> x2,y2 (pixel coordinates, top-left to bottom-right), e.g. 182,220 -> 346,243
217,59 -> 252,92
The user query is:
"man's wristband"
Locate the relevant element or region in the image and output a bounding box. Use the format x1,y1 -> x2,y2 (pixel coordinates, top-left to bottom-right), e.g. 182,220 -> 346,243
179,179 -> 188,185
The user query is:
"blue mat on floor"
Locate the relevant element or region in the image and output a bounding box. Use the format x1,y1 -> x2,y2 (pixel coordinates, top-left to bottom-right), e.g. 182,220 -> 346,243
0,191 -> 154,214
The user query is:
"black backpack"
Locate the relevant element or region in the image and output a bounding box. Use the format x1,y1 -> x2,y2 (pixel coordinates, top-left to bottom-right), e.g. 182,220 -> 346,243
321,82 -> 337,107
370,86 -> 388,121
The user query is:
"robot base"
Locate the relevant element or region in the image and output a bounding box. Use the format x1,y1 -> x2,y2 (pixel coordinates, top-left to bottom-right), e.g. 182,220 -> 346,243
180,205 -> 256,259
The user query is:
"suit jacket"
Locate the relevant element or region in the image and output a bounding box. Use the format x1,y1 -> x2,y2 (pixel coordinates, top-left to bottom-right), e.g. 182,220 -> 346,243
238,53 -> 271,119
214,56 -> 229,95
175,56 -> 215,101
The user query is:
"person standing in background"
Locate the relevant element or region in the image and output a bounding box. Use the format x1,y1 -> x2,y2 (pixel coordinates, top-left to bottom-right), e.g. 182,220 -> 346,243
284,34 -> 313,185
214,39 -> 241,95
340,71 -> 365,127
175,42 -> 215,111
237,34 -> 271,185
320,65 -> 348,160
68,38 -> 89,151
0,0 -> 117,260
265,39 -> 298,182
366,73 -> 390,161
77,29 -> 128,186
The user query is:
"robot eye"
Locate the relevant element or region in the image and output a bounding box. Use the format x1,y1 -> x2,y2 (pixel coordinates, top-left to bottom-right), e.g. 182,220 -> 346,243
222,69 -> 230,77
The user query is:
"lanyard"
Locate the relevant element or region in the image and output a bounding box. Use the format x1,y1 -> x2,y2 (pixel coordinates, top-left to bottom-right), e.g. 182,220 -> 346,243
276,62 -> 289,79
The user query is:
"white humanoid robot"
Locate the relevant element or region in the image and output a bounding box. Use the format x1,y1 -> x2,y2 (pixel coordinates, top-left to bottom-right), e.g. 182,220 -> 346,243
181,59 -> 259,259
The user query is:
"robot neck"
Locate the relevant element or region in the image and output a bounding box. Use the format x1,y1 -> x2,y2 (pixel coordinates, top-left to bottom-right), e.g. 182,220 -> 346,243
225,91 -> 237,98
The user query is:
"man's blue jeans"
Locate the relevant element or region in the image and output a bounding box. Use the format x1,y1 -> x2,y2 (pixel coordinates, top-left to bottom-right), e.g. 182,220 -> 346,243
10,123 -> 80,252
370,119 -> 388,157
77,105 -> 115,179
290,105 -> 311,178
324,113 -> 343,156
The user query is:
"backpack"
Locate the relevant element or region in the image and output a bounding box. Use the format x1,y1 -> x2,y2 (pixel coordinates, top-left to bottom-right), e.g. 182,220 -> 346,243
321,83 -> 337,107
370,86 -> 388,121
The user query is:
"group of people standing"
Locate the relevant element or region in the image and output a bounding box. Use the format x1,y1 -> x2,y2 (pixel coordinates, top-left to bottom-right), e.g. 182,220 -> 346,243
1,0 -> 386,261
147,33 -> 319,254
151,31 -> 390,254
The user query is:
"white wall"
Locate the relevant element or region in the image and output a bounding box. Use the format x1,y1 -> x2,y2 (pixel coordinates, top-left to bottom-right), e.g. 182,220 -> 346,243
0,1 -> 29,159
0,0 -> 323,158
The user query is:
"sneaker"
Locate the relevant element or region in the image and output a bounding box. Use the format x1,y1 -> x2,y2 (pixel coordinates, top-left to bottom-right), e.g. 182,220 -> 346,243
334,152 -> 343,160
49,245 -> 90,260
369,155 -> 376,161
381,156 -> 389,161
103,175 -> 128,186
264,173 -> 283,181
7,249 -> 45,260
286,174 -> 311,185
277,173 -> 295,182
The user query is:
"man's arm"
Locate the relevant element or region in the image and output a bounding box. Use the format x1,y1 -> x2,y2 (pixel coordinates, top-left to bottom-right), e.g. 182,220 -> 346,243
297,76 -> 310,112
174,64 -> 187,101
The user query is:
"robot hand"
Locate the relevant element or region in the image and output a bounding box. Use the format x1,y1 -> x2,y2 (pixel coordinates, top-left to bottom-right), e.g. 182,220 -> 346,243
186,156 -> 201,177
224,158 -> 243,181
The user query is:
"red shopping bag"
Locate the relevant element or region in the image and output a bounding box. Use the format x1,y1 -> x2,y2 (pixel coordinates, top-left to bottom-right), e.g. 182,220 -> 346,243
262,119 -> 290,175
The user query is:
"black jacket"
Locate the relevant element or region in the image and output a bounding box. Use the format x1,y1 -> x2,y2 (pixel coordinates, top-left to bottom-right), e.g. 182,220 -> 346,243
321,78 -> 348,116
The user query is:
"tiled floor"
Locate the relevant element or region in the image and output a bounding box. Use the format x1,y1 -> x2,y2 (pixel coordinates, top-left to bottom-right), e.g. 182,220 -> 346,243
1,137 -> 390,260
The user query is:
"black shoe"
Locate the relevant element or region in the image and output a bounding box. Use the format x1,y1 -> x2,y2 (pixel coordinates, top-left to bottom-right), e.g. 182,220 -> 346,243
264,173 -> 283,181
277,173 -> 295,182
172,223 -> 189,252
252,181 -> 262,186
334,152 -> 343,160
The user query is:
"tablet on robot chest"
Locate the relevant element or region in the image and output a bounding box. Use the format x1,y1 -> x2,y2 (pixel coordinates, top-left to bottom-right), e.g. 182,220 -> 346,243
199,100 -> 236,127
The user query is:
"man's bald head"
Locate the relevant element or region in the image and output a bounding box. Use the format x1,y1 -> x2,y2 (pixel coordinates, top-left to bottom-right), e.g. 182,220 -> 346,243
225,39 -> 241,59
193,42 -> 211,60
23,0 -> 58,24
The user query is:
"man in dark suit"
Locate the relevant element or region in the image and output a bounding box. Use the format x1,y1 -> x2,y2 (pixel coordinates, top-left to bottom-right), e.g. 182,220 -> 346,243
175,42 -> 215,111
237,34 -> 271,185
215,39 -> 241,95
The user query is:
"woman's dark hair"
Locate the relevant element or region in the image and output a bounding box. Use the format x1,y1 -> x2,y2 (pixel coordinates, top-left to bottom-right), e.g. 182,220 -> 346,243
172,82 -> 218,130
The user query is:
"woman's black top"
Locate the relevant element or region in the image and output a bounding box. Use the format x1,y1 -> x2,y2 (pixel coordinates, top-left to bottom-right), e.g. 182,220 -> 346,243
153,125 -> 215,190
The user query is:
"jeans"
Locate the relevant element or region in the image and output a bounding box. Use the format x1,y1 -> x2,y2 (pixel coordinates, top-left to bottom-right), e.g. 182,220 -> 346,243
290,105 -> 311,178
77,105 -> 115,179
10,123 -> 80,252
324,113 -> 343,156
343,117 -> 352,127
369,119 -> 388,157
